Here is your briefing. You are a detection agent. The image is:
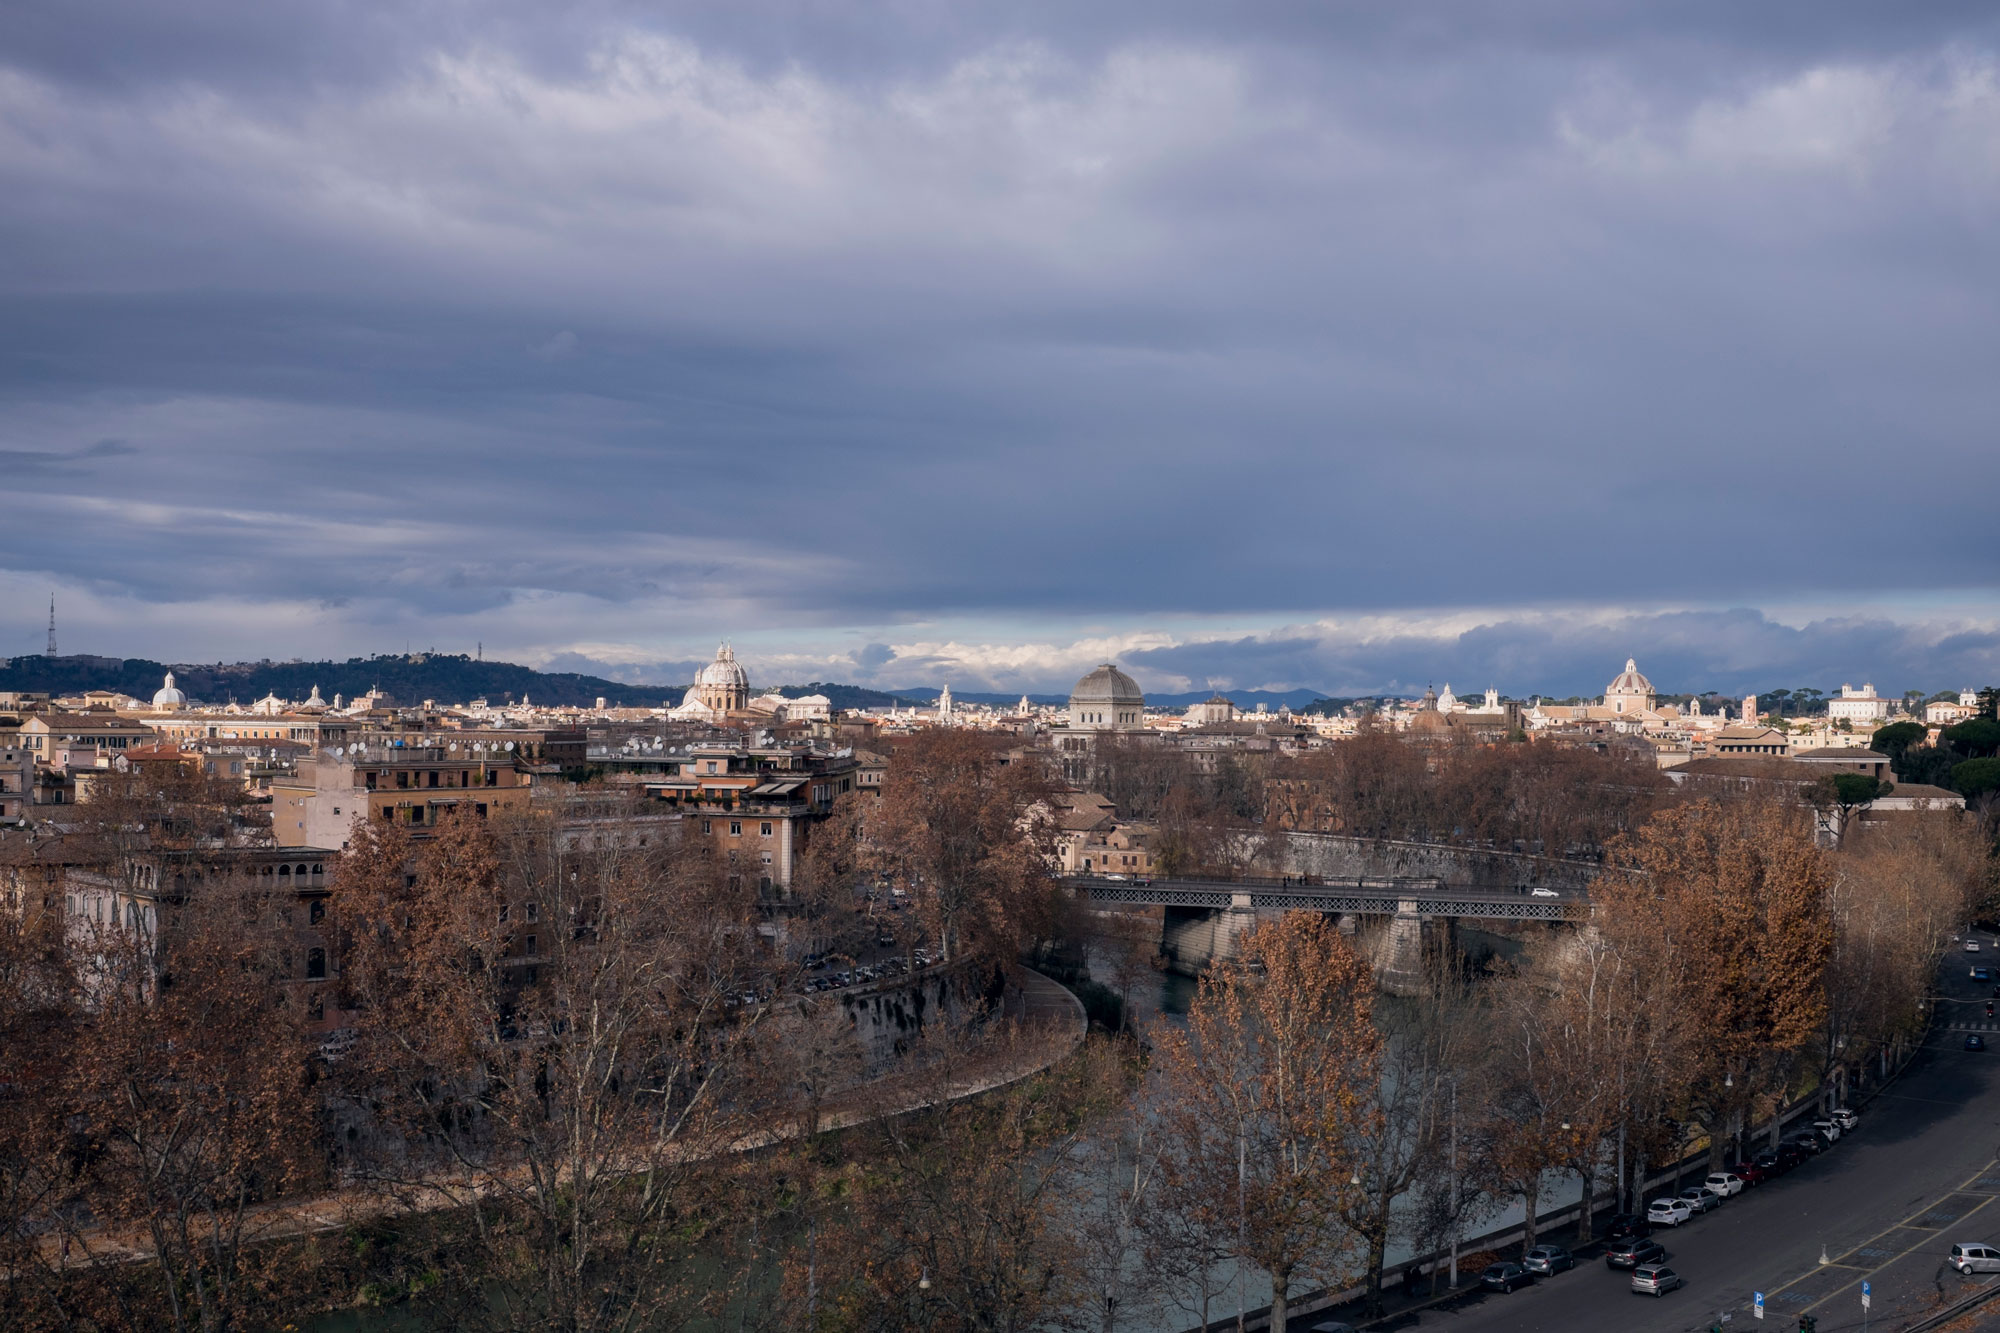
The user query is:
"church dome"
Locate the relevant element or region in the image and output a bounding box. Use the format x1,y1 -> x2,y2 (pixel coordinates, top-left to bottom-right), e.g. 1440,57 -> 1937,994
151,672 -> 185,711
1069,663 -> 1143,707
1606,658 -> 1654,697
696,643 -> 750,690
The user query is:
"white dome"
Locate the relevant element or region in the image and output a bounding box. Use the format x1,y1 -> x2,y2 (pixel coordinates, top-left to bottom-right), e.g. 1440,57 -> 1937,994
696,642 -> 750,690
151,672 -> 186,710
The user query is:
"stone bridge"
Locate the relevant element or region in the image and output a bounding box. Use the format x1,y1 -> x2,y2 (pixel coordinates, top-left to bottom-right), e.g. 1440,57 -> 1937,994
1071,860 -> 1595,994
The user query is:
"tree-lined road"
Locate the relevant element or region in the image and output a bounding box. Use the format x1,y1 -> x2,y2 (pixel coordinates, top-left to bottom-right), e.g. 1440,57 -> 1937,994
1373,952 -> 2000,1333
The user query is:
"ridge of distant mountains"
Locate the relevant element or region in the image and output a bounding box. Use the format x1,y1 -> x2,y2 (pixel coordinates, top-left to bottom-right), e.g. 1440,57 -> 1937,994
0,654 -> 1366,715
0,652 -> 687,709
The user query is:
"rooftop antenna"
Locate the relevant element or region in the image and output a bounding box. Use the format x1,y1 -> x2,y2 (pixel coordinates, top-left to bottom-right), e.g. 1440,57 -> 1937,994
46,593 -> 56,657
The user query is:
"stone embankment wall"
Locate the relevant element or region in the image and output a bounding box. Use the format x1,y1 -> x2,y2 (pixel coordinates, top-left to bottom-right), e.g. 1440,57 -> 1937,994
1278,831 -> 1602,891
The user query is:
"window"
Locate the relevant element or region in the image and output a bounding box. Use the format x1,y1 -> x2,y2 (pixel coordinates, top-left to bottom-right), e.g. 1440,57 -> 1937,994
525,902 -> 539,923
760,822 -> 773,837
305,947 -> 326,979
309,899 -> 325,924
729,821 -> 742,836
701,818 -> 712,834
307,991 -> 324,1020
499,904 -> 510,924
524,934 -> 538,956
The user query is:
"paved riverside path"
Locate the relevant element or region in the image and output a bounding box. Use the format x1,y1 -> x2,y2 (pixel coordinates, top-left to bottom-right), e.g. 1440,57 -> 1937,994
1273,947 -> 2000,1333
34,966 -> 1086,1272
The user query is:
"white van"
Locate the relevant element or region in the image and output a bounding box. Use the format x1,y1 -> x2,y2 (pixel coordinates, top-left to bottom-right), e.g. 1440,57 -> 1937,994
1950,1242 -> 2000,1273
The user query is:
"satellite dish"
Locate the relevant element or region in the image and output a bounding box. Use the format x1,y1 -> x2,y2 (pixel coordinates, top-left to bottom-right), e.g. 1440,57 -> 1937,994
332,747 -> 344,757
505,741 -> 515,751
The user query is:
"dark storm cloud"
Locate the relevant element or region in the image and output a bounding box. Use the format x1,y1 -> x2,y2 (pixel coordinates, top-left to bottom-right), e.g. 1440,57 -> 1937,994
1115,610 -> 2000,699
2,1 -> 1997,675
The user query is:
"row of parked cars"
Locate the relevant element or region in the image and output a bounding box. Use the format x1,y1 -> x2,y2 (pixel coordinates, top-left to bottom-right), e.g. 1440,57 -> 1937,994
1476,1106 -> 1860,1303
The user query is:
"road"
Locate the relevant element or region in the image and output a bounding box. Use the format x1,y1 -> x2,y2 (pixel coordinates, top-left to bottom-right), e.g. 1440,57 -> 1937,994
1371,944 -> 2000,1333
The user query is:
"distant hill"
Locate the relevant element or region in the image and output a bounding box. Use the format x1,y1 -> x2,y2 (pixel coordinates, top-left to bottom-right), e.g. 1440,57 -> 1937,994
0,653 -> 686,710
772,682 -> 911,711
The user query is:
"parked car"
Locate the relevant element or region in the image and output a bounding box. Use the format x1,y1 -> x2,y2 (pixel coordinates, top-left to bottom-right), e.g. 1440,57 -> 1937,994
1828,1107 -> 1859,1131
1735,1162 -> 1770,1186
1678,1186 -> 1723,1215
1811,1119 -> 1843,1143
1308,1323 -> 1357,1333
1789,1132 -> 1827,1156
1704,1172 -> 1746,1198
1753,1149 -> 1788,1177
1604,1213 -> 1654,1240
1968,1033 -> 1988,1052
1949,1242 -> 2000,1274
1631,1263 -> 1685,1297
1530,887 -> 1560,898
1479,1262 -> 1534,1293
1775,1143 -> 1808,1170
1647,1198 -> 1694,1227
1522,1245 -> 1576,1275
1605,1237 -> 1667,1270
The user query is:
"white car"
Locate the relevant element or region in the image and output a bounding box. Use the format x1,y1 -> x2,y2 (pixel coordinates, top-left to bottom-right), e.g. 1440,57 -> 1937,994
1967,939 -> 1983,953
1704,1172 -> 1745,1198
1811,1118 -> 1843,1142
1647,1198 -> 1694,1227
1829,1107 -> 1859,1131
1530,887 -> 1560,899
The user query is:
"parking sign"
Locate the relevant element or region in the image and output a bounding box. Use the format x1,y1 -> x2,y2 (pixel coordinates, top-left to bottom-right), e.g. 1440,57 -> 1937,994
1754,1291 -> 1765,1320
1862,1280 -> 1871,1311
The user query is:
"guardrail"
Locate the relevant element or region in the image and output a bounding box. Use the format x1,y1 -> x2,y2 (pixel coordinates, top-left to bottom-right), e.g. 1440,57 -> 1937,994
1069,875 -> 1591,921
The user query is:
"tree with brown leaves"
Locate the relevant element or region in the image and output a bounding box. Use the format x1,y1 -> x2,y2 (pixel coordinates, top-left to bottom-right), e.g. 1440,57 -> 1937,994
1592,798 -> 1833,1168
1151,912 -> 1380,1333
869,732 -> 1057,963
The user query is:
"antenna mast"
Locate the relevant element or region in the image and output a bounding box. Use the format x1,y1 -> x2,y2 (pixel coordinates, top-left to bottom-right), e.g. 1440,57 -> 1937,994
46,593 -> 56,657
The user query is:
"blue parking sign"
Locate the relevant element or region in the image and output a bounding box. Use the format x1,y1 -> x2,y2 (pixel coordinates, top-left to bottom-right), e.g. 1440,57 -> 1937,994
1754,1291 -> 1765,1320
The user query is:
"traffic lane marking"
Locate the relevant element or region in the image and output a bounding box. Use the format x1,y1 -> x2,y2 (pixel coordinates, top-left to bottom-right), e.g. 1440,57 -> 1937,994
1806,1241 -> 2000,1323
1761,1162 -> 1998,1306
1793,1191 -> 1997,1314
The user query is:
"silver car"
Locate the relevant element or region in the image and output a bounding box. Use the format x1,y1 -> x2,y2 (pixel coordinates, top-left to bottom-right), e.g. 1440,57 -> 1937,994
1631,1262 -> 1684,1297
1522,1244 -> 1575,1275
1950,1242 -> 2000,1274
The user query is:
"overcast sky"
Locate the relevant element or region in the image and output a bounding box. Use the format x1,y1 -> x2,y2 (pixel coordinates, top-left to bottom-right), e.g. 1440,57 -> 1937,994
4,1 -> 1998,697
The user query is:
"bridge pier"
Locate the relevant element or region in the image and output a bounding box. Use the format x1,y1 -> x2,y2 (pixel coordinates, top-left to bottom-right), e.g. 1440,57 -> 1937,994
1160,895 -> 1259,976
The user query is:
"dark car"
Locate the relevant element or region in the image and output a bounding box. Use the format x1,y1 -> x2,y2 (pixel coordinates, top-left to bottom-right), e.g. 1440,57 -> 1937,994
1754,1149 -> 1788,1177
1776,1143 -> 1808,1170
1604,1213 -> 1654,1241
1790,1133 -> 1827,1156
1606,1237 -> 1667,1270
1974,967 -> 1996,982
1522,1245 -> 1575,1275
1479,1262 -> 1534,1293
1969,1033 -> 1988,1052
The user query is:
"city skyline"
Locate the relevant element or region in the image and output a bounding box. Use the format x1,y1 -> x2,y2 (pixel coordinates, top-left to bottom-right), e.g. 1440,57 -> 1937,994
5,3 -> 1999,700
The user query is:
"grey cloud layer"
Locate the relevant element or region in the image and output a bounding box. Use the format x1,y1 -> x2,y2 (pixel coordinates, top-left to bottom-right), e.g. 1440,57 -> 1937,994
3,2 -> 1998,672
